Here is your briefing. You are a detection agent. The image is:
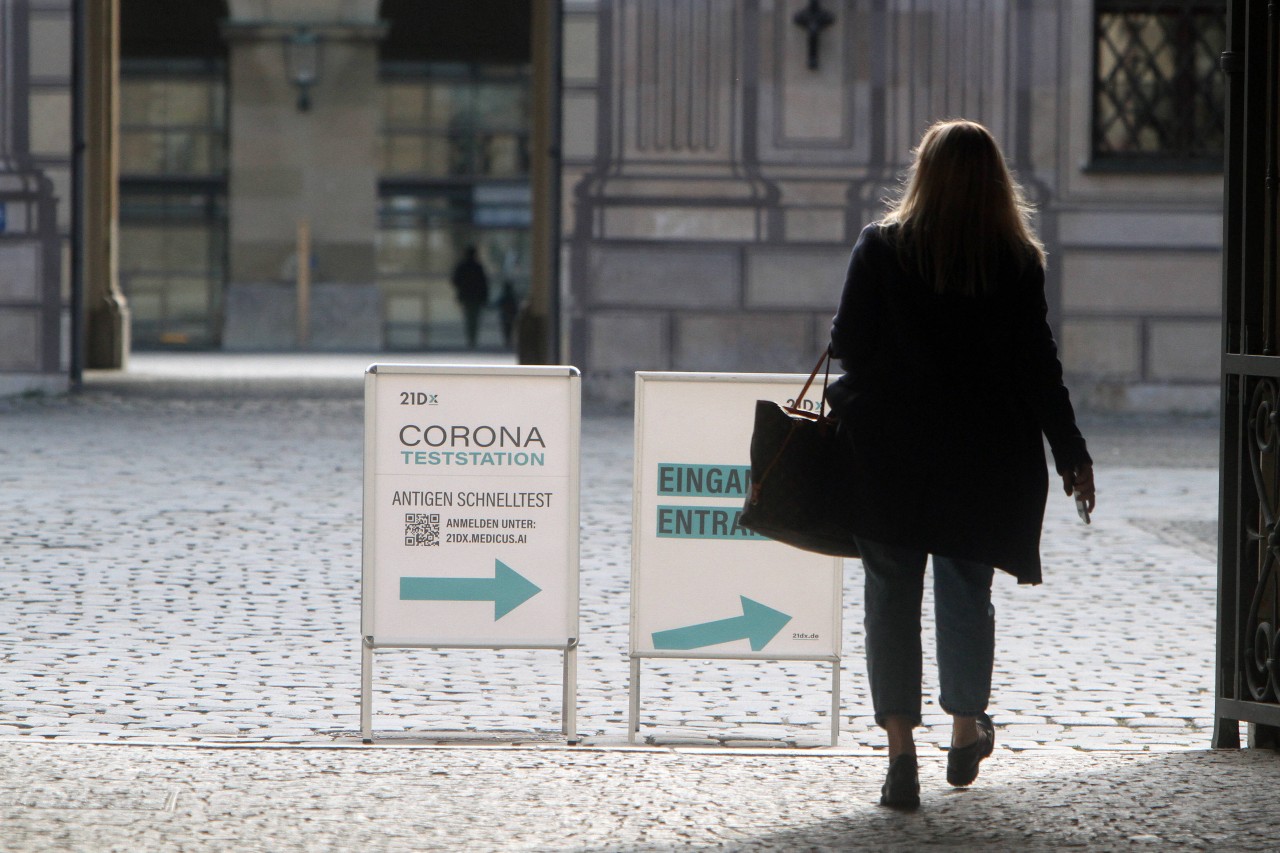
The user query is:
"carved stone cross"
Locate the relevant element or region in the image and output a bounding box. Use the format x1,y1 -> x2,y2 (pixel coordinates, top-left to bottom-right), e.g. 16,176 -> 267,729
793,0 -> 835,71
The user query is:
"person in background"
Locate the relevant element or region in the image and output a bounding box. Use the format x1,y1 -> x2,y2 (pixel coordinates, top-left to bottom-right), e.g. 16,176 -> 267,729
496,281 -> 520,349
451,245 -> 490,349
826,119 -> 1096,809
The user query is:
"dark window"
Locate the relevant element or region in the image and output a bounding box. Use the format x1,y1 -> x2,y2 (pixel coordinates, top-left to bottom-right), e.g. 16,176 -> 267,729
379,0 -> 532,64
122,0 -> 228,59
1092,0 -> 1226,171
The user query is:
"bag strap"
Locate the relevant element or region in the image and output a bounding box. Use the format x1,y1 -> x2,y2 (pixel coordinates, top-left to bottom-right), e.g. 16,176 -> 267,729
783,346 -> 832,420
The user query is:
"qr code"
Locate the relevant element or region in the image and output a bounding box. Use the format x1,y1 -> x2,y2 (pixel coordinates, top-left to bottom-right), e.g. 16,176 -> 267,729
404,513 -> 441,546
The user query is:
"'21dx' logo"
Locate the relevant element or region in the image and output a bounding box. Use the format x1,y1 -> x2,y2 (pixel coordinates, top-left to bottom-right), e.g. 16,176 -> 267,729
399,392 -> 439,406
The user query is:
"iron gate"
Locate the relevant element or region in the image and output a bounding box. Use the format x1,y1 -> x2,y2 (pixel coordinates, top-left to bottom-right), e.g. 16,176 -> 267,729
1215,0 -> 1280,748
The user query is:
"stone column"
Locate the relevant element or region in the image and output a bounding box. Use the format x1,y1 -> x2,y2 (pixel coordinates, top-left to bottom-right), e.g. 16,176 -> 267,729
0,0 -> 64,393
84,0 -> 129,370
520,0 -> 561,365
220,10 -> 386,351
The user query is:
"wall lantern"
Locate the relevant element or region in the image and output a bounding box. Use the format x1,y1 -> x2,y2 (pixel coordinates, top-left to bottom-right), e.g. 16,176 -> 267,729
284,27 -> 322,111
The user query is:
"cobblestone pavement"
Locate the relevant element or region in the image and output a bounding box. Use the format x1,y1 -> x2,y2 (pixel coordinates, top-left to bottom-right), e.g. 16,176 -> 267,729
1,742 -> 1276,851
0,355 -> 1271,850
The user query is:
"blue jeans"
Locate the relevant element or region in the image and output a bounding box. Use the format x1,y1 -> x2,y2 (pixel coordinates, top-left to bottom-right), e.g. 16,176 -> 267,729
856,537 -> 995,728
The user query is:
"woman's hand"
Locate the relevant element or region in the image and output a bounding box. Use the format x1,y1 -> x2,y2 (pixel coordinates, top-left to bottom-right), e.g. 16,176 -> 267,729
1062,463 -> 1096,513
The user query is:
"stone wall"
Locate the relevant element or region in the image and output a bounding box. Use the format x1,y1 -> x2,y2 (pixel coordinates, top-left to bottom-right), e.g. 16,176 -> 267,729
1044,1 -> 1222,413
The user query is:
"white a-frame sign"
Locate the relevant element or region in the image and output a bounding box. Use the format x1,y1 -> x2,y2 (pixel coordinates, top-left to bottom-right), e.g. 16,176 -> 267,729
630,372 -> 844,746
361,364 -> 581,742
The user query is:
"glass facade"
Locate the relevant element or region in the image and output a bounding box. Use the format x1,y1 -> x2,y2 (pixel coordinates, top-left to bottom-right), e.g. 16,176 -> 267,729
118,192 -> 227,348
377,63 -> 532,350
118,60 -> 228,348
115,57 -> 532,352
381,69 -> 530,178
1093,0 -> 1227,170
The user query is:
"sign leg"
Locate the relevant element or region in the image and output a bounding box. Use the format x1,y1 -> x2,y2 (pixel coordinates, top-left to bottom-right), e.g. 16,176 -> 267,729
628,656 -> 641,745
563,640 -> 579,744
830,659 -> 841,747
361,638 -> 374,744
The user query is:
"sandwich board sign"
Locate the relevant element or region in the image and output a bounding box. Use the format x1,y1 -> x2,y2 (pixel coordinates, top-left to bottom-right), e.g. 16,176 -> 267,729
630,372 -> 844,745
361,364 -> 581,742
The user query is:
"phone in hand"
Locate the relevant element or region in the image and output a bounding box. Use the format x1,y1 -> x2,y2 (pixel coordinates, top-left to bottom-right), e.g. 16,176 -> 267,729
1076,497 -> 1091,525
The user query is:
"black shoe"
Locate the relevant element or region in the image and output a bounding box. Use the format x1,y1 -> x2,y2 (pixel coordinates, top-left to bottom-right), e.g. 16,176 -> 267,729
880,753 -> 920,809
946,712 -> 995,787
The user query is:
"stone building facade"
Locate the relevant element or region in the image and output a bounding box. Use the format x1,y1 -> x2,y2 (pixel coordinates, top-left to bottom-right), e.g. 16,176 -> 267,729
0,0 -> 1224,412
561,0 -> 1225,410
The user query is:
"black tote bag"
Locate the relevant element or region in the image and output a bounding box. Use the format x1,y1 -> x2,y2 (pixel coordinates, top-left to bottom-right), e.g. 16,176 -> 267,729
738,349 -> 861,558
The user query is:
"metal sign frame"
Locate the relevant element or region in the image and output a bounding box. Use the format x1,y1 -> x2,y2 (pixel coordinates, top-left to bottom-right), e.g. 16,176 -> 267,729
628,371 -> 844,747
360,364 -> 581,743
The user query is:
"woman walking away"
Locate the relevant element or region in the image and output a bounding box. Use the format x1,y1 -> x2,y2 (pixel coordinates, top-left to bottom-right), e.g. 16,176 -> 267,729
826,120 -> 1096,809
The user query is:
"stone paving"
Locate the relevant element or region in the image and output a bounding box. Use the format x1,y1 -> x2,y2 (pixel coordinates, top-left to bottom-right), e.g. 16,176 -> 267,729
0,357 -> 1272,850
0,382 -> 1221,752
1,742 -> 1277,851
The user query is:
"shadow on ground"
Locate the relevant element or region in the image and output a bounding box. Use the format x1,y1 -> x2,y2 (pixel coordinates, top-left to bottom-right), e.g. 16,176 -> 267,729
641,749 -> 1277,852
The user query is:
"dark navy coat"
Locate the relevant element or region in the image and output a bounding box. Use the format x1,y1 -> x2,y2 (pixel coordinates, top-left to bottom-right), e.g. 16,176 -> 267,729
826,224 -> 1091,584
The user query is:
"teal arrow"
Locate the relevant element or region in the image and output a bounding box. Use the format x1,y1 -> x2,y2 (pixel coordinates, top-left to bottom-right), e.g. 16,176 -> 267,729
400,560 -> 541,619
651,596 -> 792,652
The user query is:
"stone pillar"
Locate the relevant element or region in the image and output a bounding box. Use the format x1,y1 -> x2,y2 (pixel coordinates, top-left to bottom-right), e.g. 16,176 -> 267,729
520,0 -> 561,365
84,0 -> 129,370
220,10 -> 386,351
0,0 -> 64,394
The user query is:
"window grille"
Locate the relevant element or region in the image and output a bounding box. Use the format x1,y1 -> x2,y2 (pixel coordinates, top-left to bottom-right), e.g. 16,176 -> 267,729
1092,0 -> 1226,170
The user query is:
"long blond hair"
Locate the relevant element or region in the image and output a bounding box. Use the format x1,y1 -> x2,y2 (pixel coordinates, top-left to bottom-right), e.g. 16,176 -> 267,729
881,119 -> 1045,296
